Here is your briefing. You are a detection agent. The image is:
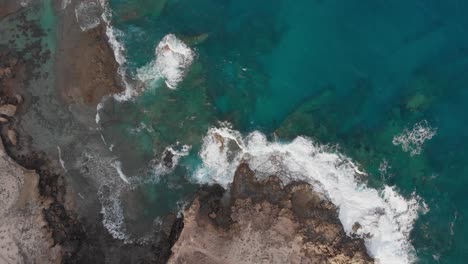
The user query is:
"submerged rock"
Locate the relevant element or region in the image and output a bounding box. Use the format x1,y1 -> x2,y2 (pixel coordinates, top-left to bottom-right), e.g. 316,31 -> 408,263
169,163 -> 373,263
182,32 -> 210,46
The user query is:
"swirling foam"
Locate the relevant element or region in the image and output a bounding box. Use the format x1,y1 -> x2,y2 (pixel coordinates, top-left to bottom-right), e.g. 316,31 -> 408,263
194,123 -> 423,264
393,120 -> 437,156
137,34 -> 194,89
99,0 -> 137,102
75,1 -> 101,31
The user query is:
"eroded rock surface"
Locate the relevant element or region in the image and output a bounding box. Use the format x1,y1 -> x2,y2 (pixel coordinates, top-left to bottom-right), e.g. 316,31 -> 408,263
55,1 -> 123,106
170,164 -> 373,264
0,134 -> 61,264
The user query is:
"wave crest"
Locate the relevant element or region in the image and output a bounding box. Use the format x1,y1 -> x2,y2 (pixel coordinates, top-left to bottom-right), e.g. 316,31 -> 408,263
195,124 -> 423,264
137,34 -> 195,89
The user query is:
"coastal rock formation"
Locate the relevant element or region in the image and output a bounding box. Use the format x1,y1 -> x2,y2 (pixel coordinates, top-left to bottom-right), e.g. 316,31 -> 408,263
169,163 -> 373,264
0,1 -> 22,19
0,111 -> 61,263
0,104 -> 16,116
55,1 -> 123,106
0,48 -> 26,100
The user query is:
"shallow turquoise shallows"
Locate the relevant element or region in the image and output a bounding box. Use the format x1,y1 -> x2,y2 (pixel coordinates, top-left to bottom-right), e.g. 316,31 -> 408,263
103,0 -> 468,262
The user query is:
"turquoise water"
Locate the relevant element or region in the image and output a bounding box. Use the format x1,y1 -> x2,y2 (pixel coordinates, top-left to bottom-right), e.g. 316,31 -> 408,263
101,0 -> 468,262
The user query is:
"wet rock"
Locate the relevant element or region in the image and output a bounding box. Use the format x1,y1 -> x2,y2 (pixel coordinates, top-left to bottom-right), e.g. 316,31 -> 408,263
353,222 -> 362,233
7,129 -> 17,145
0,66 -> 12,78
170,164 -> 373,263
55,21 -> 123,106
0,104 -> 17,116
162,149 -> 174,168
0,136 -> 61,263
15,94 -> 23,104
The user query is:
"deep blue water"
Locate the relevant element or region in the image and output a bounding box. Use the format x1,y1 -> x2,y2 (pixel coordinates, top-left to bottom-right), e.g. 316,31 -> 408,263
102,0 -> 468,262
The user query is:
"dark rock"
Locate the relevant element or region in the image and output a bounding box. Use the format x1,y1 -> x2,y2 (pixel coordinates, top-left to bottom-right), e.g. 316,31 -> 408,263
162,149 -> 174,168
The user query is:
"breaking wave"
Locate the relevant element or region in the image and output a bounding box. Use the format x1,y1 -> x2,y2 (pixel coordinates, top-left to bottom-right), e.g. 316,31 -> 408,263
96,4 -> 194,124
137,34 -> 195,89
194,123 -> 424,264
94,0 -> 137,125
99,0 -> 137,102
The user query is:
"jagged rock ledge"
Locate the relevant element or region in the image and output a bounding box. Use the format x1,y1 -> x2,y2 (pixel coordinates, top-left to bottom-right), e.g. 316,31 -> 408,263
169,163 -> 374,264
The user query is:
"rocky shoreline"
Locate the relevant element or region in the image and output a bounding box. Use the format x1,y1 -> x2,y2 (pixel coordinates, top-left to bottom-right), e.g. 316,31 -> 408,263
0,1 -> 373,263
169,163 -> 373,264
55,2 -> 123,107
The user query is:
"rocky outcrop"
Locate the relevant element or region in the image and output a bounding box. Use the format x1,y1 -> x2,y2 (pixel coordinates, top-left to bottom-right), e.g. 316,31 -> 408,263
0,48 -> 26,100
55,1 -> 123,106
0,104 -> 16,116
0,99 -> 62,264
0,1 -> 22,20
169,163 -> 373,264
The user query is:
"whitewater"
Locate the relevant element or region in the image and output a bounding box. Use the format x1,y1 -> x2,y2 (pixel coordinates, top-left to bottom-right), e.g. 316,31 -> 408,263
93,2 -> 423,262
194,123 -> 424,264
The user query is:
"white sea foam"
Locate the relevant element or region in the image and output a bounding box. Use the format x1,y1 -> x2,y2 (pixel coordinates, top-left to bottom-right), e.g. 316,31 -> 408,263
194,123 -> 423,264
379,158 -> 392,181
129,122 -> 155,134
96,4 -> 193,107
95,101 -> 104,124
20,0 -> 32,7
99,0 -> 137,101
56,146 -> 67,172
75,1 -> 101,31
100,133 -> 107,145
100,189 -> 127,240
61,0 -> 71,9
75,150 -> 129,240
158,144 -> 191,171
111,159 -> 130,184
75,140 -> 192,241
137,34 -> 195,89
393,120 -> 437,156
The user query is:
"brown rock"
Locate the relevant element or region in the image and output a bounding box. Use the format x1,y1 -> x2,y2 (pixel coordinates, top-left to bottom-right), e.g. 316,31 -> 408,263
15,94 -> 23,104
208,212 -> 217,219
55,21 -> 123,106
0,67 -> 12,78
0,104 -> 17,116
169,164 -> 373,264
0,116 -> 8,123
7,129 -> 17,145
